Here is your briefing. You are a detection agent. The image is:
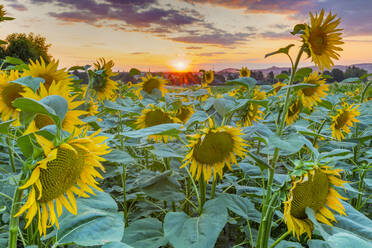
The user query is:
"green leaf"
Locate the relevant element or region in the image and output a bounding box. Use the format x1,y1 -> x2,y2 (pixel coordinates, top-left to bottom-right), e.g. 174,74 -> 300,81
294,67 -> 312,81
291,24 -> 306,35
123,124 -> 183,139
265,44 -> 295,58
213,97 -> 236,117
103,149 -> 134,164
122,218 -> 167,248
245,151 -> 272,170
16,134 -> 34,157
268,133 -> 307,155
225,77 -> 257,88
53,190 -> 124,246
0,40 -> 7,45
102,242 -> 134,248
164,198 -> 228,248
150,144 -> 184,158
0,119 -> 14,134
216,194 -> 261,223
326,233 -> 372,248
140,173 -> 185,202
278,83 -> 318,93
10,76 -> 44,92
275,73 -> 290,80
129,68 -> 141,77
5,56 -> 25,65
68,66 -> 86,71
40,95 -> 68,122
186,111 -> 209,127
340,77 -> 360,83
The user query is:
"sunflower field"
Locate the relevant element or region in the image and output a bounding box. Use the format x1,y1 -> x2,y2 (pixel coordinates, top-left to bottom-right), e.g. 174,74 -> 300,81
1,6 -> 372,248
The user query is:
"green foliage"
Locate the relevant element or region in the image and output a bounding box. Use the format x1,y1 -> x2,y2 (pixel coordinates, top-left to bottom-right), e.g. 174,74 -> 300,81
0,33 -> 51,63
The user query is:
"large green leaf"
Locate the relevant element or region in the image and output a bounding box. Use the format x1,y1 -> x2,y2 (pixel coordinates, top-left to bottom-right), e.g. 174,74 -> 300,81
52,190 -> 124,247
225,77 -> 257,88
326,232 -> 372,248
267,133 -> 307,155
40,95 -> 68,122
103,149 -> 135,164
186,110 -> 209,127
102,242 -> 134,248
216,194 -> 261,223
0,119 -> 14,134
164,198 -> 228,248
122,124 -> 183,139
213,97 -> 236,117
150,144 -> 184,158
264,44 -> 294,58
122,218 -> 167,248
10,76 -> 44,92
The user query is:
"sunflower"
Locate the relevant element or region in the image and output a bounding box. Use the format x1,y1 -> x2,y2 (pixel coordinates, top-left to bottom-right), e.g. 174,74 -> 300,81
272,81 -> 287,94
241,88 -> 266,126
181,120 -> 247,182
298,71 -> 328,108
136,74 -> 168,98
0,70 -> 24,124
175,105 -> 194,123
302,9 -> 343,71
240,67 -> 251,77
284,165 -> 347,239
15,129 -> 110,236
202,70 -> 214,86
135,104 -> 180,143
286,100 -> 302,125
330,103 -> 360,141
21,81 -> 86,134
85,58 -> 119,102
23,58 -> 73,90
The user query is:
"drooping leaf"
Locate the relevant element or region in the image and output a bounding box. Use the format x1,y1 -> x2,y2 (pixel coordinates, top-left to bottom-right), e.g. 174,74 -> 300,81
265,44 -> 295,58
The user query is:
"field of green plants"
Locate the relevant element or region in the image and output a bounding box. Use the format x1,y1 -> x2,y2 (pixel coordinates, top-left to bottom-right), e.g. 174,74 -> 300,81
0,6 -> 371,248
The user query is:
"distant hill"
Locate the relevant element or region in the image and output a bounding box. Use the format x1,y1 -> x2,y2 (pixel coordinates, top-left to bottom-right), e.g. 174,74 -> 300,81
218,63 -> 372,75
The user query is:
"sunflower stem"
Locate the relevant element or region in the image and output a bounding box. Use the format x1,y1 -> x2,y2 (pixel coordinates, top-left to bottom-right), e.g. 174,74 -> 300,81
258,47 -> 303,248
184,168 -> 202,215
8,172 -> 26,248
210,179 -> 217,199
312,119 -> 326,147
6,137 -> 16,173
269,231 -> 291,248
198,174 -> 206,213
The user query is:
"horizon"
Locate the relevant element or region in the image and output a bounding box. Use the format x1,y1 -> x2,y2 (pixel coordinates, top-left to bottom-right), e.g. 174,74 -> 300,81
1,0 -> 372,71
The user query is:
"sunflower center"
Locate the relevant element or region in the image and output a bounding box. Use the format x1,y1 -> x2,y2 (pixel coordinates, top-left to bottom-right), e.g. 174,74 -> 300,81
2,84 -> 24,109
288,102 -> 300,117
241,70 -> 248,77
205,73 -> 212,81
144,109 -> 173,127
92,74 -> 108,92
34,114 -> 55,129
309,28 -> 327,55
193,131 -> 234,164
302,84 -> 319,96
334,111 -> 349,129
143,78 -> 160,94
177,107 -> 191,122
290,170 -> 329,219
38,73 -> 55,90
38,146 -> 86,202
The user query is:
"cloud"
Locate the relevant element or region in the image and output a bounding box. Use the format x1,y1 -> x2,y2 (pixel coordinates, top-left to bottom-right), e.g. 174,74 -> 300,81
195,51 -> 226,56
186,46 -> 203,49
260,31 -> 293,39
8,3 -> 27,11
171,32 -> 253,46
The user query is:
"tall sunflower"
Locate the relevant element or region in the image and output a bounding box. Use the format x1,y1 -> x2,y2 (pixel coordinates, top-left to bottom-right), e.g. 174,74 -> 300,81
181,120 -> 248,182
284,165 -> 347,239
203,70 -> 214,86
302,9 -> 343,71
285,100 -> 302,125
330,103 -> 360,141
23,58 -> 73,90
87,58 -> 119,102
240,67 -> 251,77
298,71 -> 328,108
0,70 -> 24,124
21,81 -> 86,134
136,104 -> 180,143
136,74 -> 168,98
15,129 -> 111,236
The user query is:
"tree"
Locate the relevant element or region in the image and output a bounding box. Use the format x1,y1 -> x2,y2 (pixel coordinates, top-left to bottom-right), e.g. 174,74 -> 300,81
344,66 -> 367,81
331,68 -> 344,82
265,71 -> 275,84
0,32 -> 51,63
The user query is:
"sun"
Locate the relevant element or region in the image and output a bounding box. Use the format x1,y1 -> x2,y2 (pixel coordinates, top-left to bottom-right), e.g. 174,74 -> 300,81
171,60 -> 189,72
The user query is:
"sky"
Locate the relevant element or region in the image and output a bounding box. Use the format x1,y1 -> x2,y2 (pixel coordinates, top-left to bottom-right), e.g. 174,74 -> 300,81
1,0 -> 372,72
